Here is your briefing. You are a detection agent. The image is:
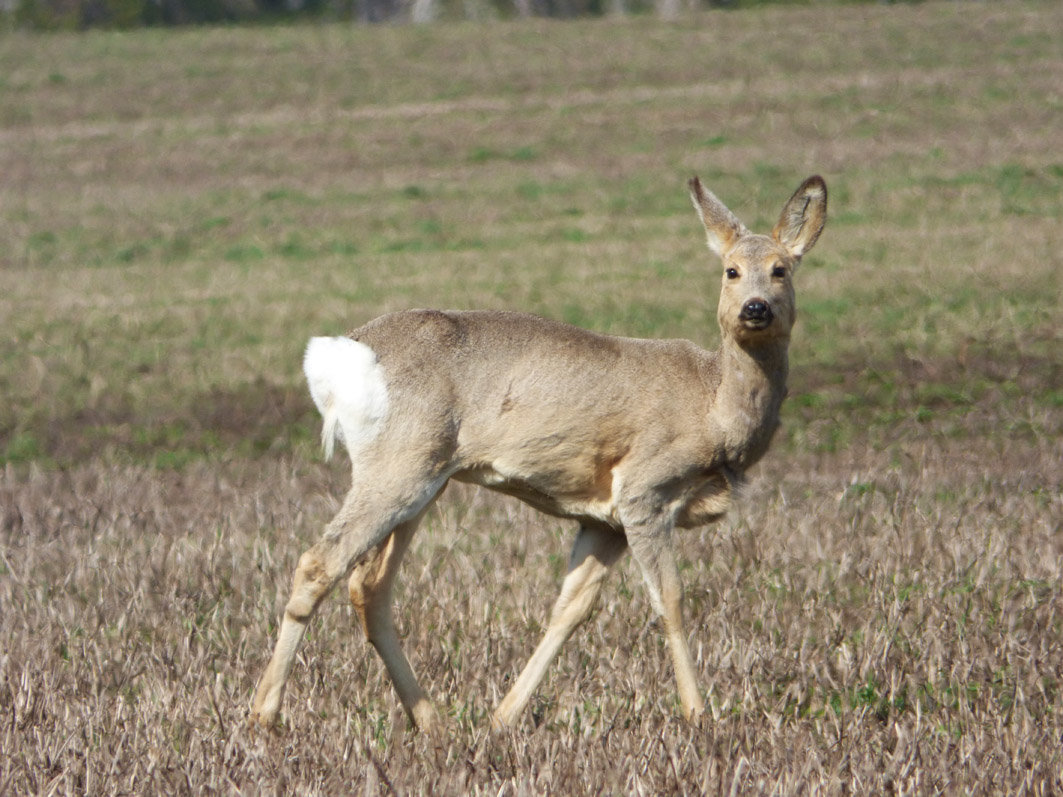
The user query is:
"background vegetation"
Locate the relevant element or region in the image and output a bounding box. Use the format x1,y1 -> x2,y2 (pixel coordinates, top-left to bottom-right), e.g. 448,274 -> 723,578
1,0 -> 1061,791
5,0 -> 832,32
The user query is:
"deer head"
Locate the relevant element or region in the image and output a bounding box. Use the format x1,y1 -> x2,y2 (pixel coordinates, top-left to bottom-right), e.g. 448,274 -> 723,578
690,175 -> 827,346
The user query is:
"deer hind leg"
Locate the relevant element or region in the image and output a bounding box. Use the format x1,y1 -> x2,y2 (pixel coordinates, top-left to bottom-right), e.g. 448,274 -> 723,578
348,514 -> 438,731
251,472 -> 447,729
492,523 -> 627,729
626,529 -> 705,721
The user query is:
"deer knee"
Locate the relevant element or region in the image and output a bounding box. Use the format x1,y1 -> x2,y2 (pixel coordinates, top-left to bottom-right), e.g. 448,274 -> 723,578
551,568 -> 607,626
285,550 -> 334,621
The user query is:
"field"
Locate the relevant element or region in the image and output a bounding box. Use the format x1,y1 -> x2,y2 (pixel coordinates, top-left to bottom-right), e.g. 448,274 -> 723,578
2,1 -> 1062,792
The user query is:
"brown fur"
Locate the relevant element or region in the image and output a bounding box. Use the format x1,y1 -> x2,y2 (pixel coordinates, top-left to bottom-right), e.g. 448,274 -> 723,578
251,174 -> 827,731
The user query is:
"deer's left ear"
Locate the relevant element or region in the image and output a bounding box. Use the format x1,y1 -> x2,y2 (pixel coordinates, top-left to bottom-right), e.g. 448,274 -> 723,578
772,175 -> 827,258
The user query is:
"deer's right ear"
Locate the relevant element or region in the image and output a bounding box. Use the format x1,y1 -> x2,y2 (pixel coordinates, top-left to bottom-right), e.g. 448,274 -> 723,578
689,176 -> 747,258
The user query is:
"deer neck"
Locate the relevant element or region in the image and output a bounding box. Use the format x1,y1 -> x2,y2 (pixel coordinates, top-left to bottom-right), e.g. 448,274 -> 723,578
713,335 -> 790,468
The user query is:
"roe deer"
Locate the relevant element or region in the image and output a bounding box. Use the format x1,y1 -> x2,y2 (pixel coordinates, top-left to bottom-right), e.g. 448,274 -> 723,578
251,174 -> 827,731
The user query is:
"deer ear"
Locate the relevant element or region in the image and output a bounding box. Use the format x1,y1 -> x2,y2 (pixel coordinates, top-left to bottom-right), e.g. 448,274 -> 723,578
689,176 -> 747,258
772,175 -> 827,258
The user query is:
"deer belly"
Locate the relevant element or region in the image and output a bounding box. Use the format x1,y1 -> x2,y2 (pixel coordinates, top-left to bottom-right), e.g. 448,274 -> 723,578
454,460 -> 622,527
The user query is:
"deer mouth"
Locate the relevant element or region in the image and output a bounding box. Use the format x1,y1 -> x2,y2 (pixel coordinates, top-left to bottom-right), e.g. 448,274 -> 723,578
739,299 -> 774,330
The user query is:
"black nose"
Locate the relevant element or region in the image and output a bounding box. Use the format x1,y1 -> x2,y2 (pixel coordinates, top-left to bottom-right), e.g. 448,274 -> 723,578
740,299 -> 773,324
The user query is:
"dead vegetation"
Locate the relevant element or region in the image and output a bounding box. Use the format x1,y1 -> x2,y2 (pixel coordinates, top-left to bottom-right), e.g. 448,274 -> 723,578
1,426 -> 1059,792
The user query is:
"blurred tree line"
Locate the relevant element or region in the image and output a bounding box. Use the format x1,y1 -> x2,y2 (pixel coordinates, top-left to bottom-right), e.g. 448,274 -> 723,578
4,0 -> 801,29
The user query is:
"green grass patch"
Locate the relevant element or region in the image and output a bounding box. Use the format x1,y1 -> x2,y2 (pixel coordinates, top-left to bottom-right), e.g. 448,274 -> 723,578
1,3 -> 1060,468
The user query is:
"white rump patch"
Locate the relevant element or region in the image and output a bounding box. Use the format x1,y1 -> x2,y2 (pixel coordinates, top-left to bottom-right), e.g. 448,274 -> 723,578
304,336 -> 390,461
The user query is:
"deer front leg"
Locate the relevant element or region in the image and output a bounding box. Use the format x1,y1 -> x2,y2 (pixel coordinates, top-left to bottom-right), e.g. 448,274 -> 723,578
492,523 -> 627,729
626,525 -> 705,721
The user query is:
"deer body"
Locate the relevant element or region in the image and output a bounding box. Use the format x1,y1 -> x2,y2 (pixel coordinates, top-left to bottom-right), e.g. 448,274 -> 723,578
251,175 -> 827,731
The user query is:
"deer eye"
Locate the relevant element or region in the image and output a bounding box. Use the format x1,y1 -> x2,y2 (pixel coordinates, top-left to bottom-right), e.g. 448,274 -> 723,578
771,265 -> 787,279
725,267 -> 739,280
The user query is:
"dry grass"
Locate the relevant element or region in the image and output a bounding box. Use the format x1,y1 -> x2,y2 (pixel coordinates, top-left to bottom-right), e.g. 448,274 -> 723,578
2,434 -> 1059,792
1,0 -> 1062,792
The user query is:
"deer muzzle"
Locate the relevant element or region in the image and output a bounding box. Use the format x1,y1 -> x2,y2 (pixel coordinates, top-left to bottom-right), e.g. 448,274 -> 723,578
739,299 -> 774,329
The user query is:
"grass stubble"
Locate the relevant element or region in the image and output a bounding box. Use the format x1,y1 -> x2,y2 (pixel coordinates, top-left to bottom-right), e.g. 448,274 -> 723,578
1,1 -> 1062,793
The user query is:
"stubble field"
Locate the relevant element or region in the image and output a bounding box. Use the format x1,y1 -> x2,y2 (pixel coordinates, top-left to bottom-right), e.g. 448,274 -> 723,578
1,1 -> 1062,792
